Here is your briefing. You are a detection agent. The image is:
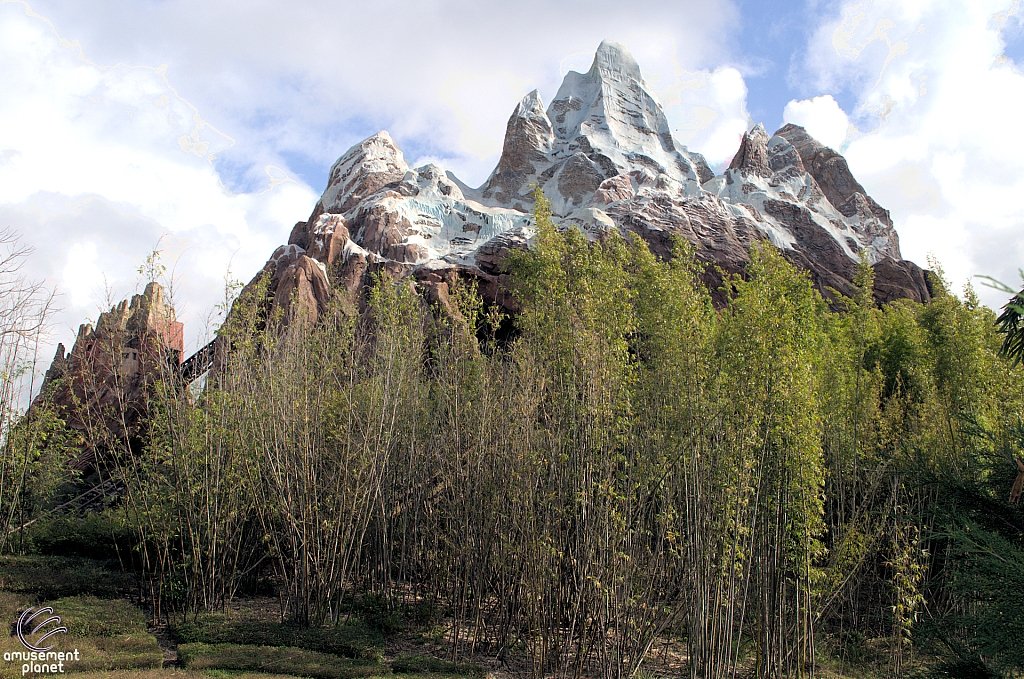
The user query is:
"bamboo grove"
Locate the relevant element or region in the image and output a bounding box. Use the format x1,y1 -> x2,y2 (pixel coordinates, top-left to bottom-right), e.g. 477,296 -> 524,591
8,194 -> 1024,678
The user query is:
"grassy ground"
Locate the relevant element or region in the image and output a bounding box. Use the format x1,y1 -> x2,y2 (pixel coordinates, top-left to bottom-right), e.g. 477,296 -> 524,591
22,672 -> 304,679
0,555 -> 487,679
1,553 -> 934,678
172,612 -> 385,661
0,589 -> 163,678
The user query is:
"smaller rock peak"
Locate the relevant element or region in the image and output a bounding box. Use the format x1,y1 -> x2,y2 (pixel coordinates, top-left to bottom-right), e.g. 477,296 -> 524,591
321,130 -> 410,213
511,90 -> 552,134
518,89 -> 545,113
482,88 -> 556,203
728,124 -> 772,178
360,131 -> 404,159
773,122 -> 896,242
774,123 -> 808,139
413,163 -> 444,179
327,132 -> 407,180
332,131 -> 406,171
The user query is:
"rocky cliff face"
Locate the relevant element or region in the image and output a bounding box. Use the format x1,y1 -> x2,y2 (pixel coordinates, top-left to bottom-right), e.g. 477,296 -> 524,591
245,40 -> 931,325
37,282 -> 183,470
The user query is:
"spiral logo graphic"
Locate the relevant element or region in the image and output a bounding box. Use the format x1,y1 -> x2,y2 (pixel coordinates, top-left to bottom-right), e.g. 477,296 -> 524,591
16,607 -> 68,652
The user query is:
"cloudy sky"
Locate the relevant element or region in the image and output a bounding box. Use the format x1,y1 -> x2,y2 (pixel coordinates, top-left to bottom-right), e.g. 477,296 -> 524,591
1,0 -> 1023,367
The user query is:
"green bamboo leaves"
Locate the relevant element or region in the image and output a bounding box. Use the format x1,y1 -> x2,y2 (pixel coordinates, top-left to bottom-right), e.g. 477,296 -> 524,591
95,194 -> 1024,679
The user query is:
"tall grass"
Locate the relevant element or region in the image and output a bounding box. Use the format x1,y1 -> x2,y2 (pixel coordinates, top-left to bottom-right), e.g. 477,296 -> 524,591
29,200 -> 1024,678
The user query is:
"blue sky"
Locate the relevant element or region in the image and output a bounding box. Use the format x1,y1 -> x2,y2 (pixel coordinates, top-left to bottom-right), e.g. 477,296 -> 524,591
1,0 -> 1023,362
733,1 -> 839,132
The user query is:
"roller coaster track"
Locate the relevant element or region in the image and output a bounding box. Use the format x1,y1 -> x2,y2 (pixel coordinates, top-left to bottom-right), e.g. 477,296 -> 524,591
4,476 -> 122,536
179,338 -> 217,383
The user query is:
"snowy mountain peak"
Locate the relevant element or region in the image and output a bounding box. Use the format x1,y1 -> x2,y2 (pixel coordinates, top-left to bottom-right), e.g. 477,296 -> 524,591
260,41 -> 930,332
546,39 -> 675,161
320,131 -> 408,214
592,39 -> 645,83
518,89 -> 547,118
593,39 -> 638,71
482,89 -> 556,207
479,40 -> 710,213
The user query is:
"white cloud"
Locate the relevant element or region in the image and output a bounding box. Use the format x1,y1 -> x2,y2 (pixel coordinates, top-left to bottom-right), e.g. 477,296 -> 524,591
782,95 -> 851,151
0,3 -> 318,362
61,241 -> 102,308
13,0 -> 741,187
662,66 -> 751,167
800,0 -> 1024,310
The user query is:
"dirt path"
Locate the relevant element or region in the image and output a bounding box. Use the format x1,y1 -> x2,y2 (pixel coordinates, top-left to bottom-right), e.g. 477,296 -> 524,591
148,621 -> 179,669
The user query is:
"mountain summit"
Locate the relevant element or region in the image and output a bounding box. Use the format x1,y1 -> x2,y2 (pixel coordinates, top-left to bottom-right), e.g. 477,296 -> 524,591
251,41 -> 931,324
479,40 -> 712,215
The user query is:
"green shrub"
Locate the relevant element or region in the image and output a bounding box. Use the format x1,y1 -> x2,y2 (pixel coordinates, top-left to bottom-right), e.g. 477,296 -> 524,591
0,555 -> 129,598
909,657 -> 1000,679
172,615 -> 384,661
356,593 -> 404,634
917,485 -> 1024,678
28,511 -> 134,561
391,654 -> 485,676
178,642 -> 386,679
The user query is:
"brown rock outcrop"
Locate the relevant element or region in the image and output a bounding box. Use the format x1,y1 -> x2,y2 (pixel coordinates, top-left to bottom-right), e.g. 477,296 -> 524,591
485,89 -> 554,205
590,175 -> 635,205
728,124 -> 772,178
320,131 -> 408,214
272,255 -> 332,326
774,123 -> 897,251
35,282 -> 184,471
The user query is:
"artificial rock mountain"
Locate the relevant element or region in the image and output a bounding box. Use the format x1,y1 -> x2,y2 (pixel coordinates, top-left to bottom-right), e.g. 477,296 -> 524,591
35,41 -> 932,472
256,41 -> 929,324
36,282 -> 184,470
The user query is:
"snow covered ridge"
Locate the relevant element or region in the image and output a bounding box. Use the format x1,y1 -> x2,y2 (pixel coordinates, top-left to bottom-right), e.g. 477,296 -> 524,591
254,40 -> 930,323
